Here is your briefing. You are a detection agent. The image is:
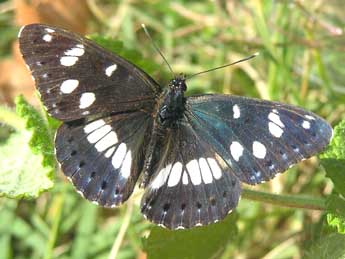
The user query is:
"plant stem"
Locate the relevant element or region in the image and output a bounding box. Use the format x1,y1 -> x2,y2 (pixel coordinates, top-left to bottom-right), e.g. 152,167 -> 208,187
108,199 -> 134,259
242,188 -> 326,211
44,193 -> 64,259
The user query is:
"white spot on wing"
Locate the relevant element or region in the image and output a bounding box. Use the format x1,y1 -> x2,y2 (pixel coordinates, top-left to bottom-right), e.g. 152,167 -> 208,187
151,164 -> 172,189
199,158 -> 213,184
182,170 -> 188,185
60,79 -> 79,94
45,28 -> 55,33
186,159 -> 202,185
255,171 -> 262,178
60,56 -> 78,66
84,119 -> 105,133
302,120 -> 311,129
268,112 -> 284,128
95,131 -> 118,152
207,158 -> 222,180
64,46 -> 85,56
112,143 -> 127,169
252,141 -> 266,159
269,122 -> 283,138
43,34 -> 52,42
305,115 -> 315,120
79,92 -> 96,108
121,151 -> 132,178
105,147 -> 115,158
230,141 -> 244,162
87,124 -> 111,143
105,64 -> 118,77
233,104 -> 240,119
167,162 -> 183,187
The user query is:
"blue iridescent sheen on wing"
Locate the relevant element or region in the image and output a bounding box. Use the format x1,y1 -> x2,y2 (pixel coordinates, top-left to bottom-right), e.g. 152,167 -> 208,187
186,94 -> 332,184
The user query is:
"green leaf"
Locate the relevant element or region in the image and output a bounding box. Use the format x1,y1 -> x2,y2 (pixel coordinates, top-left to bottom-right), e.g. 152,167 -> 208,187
326,195 -> 345,234
320,121 -> 345,234
304,233 -> 345,259
327,214 -> 345,234
326,195 -> 345,217
142,213 -> 238,259
15,95 -> 56,171
320,120 -> 345,196
0,96 -> 54,199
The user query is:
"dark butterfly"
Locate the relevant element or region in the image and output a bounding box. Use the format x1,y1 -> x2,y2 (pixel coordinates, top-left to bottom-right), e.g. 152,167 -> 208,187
18,24 -> 332,230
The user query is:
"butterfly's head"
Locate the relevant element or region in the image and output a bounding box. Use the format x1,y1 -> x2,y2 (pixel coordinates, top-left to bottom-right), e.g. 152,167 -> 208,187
169,74 -> 187,92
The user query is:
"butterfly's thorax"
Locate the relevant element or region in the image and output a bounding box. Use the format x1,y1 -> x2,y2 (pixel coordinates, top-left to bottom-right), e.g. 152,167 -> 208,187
140,77 -> 187,188
156,77 -> 187,128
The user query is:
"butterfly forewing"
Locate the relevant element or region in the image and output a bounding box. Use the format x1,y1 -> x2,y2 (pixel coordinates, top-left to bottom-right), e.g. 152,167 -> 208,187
19,24 -> 159,121
19,24 -> 159,207
141,120 -> 241,229
186,95 -> 332,184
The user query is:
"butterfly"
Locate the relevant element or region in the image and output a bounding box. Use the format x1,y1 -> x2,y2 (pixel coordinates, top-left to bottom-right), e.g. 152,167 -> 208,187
18,24 -> 332,230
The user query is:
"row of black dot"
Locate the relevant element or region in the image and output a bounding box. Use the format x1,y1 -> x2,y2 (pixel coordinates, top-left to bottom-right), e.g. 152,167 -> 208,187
66,133 -> 123,196
146,189 -> 229,216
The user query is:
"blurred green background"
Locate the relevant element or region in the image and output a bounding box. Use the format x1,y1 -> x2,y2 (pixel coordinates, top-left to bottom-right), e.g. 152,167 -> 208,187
0,0 -> 345,258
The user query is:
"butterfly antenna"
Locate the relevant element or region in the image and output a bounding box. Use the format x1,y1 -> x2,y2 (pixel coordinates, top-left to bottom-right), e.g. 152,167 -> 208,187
186,52 -> 259,80
141,24 -> 175,77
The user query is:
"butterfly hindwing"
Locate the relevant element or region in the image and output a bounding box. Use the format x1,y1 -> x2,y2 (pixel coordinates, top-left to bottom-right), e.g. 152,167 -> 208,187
56,111 -> 153,206
140,121 -> 241,229
19,24 -> 159,121
186,95 -> 333,184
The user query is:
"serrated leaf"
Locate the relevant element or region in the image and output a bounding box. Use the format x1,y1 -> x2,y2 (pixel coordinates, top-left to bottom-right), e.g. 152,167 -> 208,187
142,213 -> 238,259
15,95 -> 55,171
0,131 -> 53,198
0,96 -> 54,199
304,233 -> 345,259
320,120 -> 345,196
320,121 -> 345,234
